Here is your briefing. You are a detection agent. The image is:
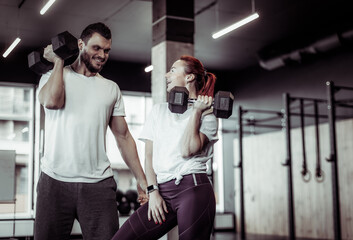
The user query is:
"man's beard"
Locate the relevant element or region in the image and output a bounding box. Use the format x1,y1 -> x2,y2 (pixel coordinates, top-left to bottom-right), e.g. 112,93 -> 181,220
80,50 -> 105,73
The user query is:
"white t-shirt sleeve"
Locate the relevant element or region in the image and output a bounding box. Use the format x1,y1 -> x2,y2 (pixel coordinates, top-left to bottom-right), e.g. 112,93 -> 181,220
36,71 -> 52,98
200,113 -> 219,143
111,84 -> 126,117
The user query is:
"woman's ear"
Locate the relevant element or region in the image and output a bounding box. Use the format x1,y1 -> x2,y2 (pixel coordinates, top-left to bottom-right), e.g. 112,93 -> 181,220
186,74 -> 195,83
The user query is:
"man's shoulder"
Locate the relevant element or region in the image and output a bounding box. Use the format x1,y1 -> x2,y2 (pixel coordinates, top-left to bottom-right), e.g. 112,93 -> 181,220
96,73 -> 115,83
95,74 -> 121,89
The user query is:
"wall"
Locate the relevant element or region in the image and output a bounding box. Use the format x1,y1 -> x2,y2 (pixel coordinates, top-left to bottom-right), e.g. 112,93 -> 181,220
233,119 -> 353,239
219,49 -> 353,230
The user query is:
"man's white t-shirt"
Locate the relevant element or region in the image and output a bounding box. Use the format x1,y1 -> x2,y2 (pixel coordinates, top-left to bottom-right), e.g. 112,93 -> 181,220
37,66 -> 125,183
139,103 -> 218,185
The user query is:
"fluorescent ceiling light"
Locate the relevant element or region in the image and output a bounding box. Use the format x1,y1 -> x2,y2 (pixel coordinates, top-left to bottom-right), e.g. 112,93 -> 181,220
2,37 -> 21,58
40,0 -> 56,15
145,65 -> 153,72
212,12 -> 259,39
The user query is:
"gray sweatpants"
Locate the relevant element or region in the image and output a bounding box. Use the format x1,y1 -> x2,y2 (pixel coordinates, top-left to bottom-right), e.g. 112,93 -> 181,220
34,172 -> 119,240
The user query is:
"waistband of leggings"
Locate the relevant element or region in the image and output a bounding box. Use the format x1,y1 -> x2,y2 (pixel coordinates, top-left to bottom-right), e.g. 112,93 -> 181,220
184,173 -> 211,186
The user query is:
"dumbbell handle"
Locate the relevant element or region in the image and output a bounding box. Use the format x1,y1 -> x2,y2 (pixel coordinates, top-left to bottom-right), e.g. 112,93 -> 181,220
188,98 -> 213,102
188,99 -> 215,105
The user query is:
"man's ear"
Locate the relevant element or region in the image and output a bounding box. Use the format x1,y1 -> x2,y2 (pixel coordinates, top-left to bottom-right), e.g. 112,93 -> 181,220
78,39 -> 84,51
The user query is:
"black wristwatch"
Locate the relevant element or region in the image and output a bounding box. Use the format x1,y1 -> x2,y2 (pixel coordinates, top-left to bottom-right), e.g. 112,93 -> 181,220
146,184 -> 159,194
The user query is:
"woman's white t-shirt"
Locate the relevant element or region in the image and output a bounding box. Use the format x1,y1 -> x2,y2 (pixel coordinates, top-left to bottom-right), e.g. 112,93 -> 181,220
139,103 -> 218,185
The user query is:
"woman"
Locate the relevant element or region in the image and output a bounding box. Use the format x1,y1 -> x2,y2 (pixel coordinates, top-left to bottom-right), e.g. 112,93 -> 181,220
112,55 -> 218,240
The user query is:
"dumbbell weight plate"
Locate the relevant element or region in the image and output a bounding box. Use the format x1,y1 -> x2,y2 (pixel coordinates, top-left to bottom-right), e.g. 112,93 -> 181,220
28,49 -> 53,75
168,86 -> 189,114
51,31 -> 79,60
213,91 -> 234,119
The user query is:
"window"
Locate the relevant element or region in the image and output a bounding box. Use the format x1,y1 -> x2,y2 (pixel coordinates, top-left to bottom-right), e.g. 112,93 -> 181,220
0,84 -> 35,219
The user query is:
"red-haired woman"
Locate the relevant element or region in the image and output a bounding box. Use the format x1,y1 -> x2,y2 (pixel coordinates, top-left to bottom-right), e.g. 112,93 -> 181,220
112,55 -> 218,240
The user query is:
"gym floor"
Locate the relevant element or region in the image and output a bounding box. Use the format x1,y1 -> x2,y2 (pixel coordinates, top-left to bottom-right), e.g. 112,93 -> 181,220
0,233 -> 329,240
70,232 -> 325,240
211,232 -> 328,240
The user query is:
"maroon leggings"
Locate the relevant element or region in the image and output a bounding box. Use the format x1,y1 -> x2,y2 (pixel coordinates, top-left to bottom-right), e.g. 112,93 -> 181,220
112,173 -> 216,240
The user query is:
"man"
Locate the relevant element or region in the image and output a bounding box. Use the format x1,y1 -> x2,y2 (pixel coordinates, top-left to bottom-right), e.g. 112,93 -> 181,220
35,22 -> 148,240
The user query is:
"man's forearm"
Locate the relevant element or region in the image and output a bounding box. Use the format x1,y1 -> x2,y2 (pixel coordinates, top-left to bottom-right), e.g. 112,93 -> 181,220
117,133 -> 147,189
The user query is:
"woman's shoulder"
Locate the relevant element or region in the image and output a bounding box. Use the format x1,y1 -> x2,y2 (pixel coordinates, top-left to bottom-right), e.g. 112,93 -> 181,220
153,102 -> 168,111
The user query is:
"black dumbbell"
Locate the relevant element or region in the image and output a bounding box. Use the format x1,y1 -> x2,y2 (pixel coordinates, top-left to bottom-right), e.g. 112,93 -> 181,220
118,200 -> 131,216
125,189 -> 138,203
125,189 -> 141,211
116,189 -> 124,204
28,31 -> 79,75
116,191 -> 132,216
168,86 -> 234,118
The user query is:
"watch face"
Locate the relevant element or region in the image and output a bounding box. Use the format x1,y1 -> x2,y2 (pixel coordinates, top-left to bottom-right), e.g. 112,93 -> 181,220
147,185 -> 158,193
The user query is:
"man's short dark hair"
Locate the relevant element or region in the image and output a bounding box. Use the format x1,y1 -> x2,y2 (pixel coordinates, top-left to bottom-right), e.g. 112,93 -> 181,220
80,22 -> 111,44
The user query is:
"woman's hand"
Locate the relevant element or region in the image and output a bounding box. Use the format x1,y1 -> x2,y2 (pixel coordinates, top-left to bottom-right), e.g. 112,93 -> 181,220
148,191 -> 168,224
193,95 -> 213,113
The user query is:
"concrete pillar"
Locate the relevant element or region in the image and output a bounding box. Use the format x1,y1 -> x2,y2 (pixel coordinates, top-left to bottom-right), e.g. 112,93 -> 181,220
152,42 -> 193,104
151,0 -> 194,104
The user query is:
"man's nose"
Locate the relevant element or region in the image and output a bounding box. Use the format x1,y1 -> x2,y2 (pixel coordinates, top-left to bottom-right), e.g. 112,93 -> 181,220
98,49 -> 105,58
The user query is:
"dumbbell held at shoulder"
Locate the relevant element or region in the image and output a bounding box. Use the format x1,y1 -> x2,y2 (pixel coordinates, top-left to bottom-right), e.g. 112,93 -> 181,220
168,86 -> 234,119
28,31 -> 79,75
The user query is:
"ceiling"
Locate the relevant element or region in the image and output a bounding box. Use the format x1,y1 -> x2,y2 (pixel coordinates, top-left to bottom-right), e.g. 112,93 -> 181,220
1,0 -> 353,72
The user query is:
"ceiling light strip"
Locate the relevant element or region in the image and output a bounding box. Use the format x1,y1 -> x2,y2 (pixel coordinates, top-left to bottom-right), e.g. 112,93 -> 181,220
40,0 -> 56,15
145,65 -> 153,73
212,12 -> 259,39
2,37 -> 21,58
